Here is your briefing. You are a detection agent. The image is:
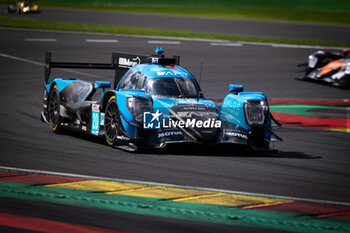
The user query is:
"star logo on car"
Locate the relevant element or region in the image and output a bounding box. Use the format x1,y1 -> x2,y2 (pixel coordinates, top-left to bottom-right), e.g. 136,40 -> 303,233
151,109 -> 162,122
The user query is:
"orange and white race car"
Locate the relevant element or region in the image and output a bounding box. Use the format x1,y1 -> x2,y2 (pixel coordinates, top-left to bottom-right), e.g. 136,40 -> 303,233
7,1 -> 39,14
297,49 -> 350,88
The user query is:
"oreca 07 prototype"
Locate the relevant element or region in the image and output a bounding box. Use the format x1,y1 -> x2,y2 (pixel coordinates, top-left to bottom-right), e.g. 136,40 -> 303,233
41,48 -> 282,151
297,49 -> 350,87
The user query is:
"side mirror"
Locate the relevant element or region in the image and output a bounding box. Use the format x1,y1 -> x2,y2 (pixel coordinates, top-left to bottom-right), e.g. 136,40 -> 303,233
94,81 -> 111,98
94,81 -> 111,89
229,84 -> 244,94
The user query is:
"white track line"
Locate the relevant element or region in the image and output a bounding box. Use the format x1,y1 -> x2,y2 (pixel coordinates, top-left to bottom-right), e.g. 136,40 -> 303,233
237,41 -> 345,50
24,38 -> 57,42
0,27 -> 228,43
86,39 -> 118,43
210,42 -> 242,47
1,27 -> 346,50
0,52 -> 99,78
0,53 -> 44,66
148,40 -> 181,45
0,165 -> 349,207
270,43 -> 343,50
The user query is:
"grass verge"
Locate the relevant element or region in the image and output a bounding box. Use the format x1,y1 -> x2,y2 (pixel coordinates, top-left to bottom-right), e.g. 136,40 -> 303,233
38,4 -> 350,26
1,0 -> 350,25
20,0 -> 350,12
1,16 -> 350,48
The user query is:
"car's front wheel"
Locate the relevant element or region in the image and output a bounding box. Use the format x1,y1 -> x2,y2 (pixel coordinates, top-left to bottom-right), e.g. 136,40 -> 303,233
104,96 -> 120,147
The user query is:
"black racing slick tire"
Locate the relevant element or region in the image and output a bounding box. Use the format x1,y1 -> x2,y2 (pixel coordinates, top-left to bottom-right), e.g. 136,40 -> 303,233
48,85 -> 62,133
104,96 -> 120,147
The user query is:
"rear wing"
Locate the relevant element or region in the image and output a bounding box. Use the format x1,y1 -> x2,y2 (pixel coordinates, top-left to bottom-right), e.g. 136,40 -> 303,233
45,51 -> 180,89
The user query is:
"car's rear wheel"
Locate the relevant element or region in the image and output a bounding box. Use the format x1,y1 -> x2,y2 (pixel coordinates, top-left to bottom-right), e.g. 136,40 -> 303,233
48,85 -> 62,133
104,96 -> 120,147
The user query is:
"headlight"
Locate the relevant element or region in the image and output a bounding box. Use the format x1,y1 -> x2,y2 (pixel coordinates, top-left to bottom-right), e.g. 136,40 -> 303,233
244,99 -> 269,127
345,63 -> 350,74
126,97 -> 153,123
308,55 -> 318,68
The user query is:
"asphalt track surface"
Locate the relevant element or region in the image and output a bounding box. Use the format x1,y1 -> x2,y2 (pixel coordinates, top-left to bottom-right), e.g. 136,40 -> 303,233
0,27 -> 349,232
1,7 -> 350,43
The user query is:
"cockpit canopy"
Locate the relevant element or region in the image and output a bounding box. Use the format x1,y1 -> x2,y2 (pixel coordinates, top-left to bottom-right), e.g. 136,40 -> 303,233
118,66 -> 201,98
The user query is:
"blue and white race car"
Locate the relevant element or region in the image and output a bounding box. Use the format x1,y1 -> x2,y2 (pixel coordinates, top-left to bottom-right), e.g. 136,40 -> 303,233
41,48 -> 282,151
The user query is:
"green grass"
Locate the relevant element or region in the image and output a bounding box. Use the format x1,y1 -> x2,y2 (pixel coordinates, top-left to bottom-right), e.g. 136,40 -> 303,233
39,4 -> 350,26
1,16 -> 350,48
1,0 -> 350,25
24,0 -> 350,12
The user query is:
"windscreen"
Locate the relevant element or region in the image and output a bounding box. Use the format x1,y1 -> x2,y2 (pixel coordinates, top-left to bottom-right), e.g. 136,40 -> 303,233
143,77 -> 199,98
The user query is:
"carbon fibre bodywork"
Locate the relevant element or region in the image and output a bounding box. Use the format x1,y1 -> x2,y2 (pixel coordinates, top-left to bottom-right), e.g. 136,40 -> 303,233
41,49 -> 281,151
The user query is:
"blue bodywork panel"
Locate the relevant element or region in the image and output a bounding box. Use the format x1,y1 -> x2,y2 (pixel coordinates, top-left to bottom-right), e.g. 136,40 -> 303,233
221,92 -> 267,130
45,78 -> 78,92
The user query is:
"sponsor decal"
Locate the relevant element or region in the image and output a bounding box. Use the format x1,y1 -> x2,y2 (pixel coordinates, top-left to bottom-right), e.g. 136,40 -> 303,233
225,131 -> 248,139
158,131 -> 182,138
223,100 -> 241,116
100,113 -> 105,126
150,66 -> 164,72
143,110 -> 221,129
332,72 -> 344,80
152,57 -> 159,63
159,71 -> 174,76
118,57 -> 141,68
156,70 -> 188,77
144,110 -> 162,129
117,135 -> 130,141
92,104 -> 99,112
176,99 -> 198,104
163,118 -> 221,128
91,104 -> 100,135
173,70 -> 188,77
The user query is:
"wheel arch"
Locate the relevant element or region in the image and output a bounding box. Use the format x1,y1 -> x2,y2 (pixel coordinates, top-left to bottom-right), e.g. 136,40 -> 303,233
47,82 -> 61,132
45,81 -> 58,108
101,90 -> 117,112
